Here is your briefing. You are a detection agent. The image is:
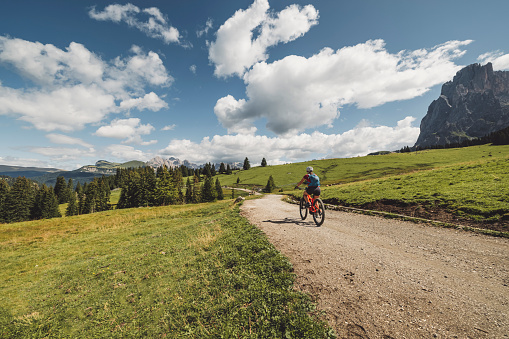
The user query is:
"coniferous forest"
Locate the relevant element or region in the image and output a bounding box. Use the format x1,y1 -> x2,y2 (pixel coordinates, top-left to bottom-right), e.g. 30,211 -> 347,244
0,163 -> 226,224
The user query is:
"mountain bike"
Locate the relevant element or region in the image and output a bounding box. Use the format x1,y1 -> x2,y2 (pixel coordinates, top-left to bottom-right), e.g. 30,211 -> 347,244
298,191 -> 325,226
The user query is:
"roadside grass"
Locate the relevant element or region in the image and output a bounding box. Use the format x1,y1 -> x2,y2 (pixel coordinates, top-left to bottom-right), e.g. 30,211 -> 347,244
314,157 -> 509,223
0,200 -> 333,338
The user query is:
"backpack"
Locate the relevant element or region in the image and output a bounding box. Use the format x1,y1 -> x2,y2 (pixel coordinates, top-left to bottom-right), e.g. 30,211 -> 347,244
307,173 -> 320,187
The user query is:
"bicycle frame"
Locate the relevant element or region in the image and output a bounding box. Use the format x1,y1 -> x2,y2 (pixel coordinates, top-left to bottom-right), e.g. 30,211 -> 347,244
299,191 -> 325,226
305,194 -> 319,213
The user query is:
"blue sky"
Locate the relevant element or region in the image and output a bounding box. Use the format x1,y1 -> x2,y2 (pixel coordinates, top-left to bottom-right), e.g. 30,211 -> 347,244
0,0 -> 508,170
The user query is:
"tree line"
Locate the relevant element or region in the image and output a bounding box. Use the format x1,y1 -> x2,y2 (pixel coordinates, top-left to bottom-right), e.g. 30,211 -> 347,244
0,175 -> 111,223
115,165 -> 224,209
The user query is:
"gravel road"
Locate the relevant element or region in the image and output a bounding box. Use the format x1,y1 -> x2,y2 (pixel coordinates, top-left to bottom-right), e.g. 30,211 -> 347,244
241,195 -> 509,338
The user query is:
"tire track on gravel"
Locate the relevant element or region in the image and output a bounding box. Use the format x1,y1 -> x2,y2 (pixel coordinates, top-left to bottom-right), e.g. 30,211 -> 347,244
241,195 -> 509,338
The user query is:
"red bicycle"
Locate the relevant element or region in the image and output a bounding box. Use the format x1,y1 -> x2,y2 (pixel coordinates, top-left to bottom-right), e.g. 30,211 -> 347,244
299,193 -> 325,226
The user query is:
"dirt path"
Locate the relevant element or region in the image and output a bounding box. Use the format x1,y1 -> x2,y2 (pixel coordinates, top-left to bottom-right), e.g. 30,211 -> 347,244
241,195 -> 509,338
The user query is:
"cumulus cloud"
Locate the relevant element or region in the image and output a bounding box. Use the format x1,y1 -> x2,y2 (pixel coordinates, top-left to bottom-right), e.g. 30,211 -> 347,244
95,118 -> 157,145
104,144 -> 150,162
0,36 -> 170,131
159,116 -> 419,164
478,51 -> 509,71
46,133 -> 93,148
214,39 -> 472,135
208,0 -> 318,77
119,92 -> 168,111
89,3 -> 181,45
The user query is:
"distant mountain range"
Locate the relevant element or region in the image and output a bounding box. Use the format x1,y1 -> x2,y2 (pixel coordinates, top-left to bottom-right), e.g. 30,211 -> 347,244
0,164 -> 62,178
0,157 -> 242,186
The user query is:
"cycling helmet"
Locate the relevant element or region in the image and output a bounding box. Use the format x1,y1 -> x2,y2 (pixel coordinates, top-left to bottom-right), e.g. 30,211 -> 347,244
306,166 -> 313,173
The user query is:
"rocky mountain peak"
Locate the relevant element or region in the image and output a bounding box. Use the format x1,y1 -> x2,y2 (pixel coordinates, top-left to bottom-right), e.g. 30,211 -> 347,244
414,63 -> 509,148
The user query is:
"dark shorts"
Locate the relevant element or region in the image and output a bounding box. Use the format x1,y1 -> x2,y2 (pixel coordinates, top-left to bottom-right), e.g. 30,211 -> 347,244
306,186 -> 321,196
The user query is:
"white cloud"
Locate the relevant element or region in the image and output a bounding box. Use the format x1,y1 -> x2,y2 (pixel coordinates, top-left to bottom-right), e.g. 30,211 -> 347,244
477,51 -> 509,70
208,0 -> 318,77
30,146 -> 96,161
0,84 -> 115,132
159,116 -> 419,164
189,64 -> 197,74
89,4 -> 181,45
161,124 -> 176,131
0,36 -> 170,131
104,144 -> 150,162
119,92 -> 168,111
197,18 -> 213,37
0,156 -> 58,169
46,133 -> 93,148
215,39 -> 472,135
95,118 -> 156,145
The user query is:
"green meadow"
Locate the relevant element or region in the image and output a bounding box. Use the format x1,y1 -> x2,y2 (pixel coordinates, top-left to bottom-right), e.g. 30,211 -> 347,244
220,144 -> 509,225
0,201 -> 333,338
1,144 -> 508,337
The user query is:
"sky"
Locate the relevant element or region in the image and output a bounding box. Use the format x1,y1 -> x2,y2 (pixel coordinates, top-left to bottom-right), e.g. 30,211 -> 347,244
0,0 -> 508,170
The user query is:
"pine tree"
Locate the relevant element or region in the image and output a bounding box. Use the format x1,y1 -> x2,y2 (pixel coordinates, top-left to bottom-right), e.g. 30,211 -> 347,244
140,167 -> 156,206
83,179 -> 99,214
117,171 -> 139,209
155,166 -> 177,205
219,162 -> 226,174
185,178 -> 193,203
0,179 -> 9,222
264,175 -> 276,193
38,185 -> 61,219
191,174 -> 201,203
261,158 -> 267,167
203,163 -> 212,177
66,190 -> 79,216
67,178 -> 74,192
54,176 -> 69,204
3,177 -> 36,223
226,164 -> 232,175
201,176 -> 216,202
215,178 -> 224,200
76,182 -> 85,214
243,157 -> 250,170
97,177 -> 111,212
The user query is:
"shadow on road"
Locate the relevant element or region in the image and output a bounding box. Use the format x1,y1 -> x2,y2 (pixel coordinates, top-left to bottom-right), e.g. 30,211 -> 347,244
262,218 -> 318,227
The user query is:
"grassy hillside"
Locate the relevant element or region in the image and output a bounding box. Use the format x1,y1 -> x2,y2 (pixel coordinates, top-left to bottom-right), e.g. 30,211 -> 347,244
319,157 -> 509,227
0,200 -> 333,338
218,144 -> 509,188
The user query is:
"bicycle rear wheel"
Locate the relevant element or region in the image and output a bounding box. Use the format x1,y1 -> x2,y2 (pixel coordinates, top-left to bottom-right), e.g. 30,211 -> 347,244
312,198 -> 325,226
299,197 -> 308,220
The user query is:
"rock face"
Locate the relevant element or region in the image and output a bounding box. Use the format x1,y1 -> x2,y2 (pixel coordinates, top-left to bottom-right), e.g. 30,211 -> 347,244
414,63 -> 509,148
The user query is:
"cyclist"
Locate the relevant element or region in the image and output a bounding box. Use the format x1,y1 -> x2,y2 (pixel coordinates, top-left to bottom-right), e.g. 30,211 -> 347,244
295,166 -> 320,207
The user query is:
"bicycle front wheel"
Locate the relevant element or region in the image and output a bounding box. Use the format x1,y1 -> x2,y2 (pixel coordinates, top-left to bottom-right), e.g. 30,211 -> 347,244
299,197 -> 308,220
312,198 -> 325,226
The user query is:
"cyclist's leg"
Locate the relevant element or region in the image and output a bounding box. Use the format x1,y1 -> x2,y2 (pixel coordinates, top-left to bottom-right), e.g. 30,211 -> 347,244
303,191 -> 311,207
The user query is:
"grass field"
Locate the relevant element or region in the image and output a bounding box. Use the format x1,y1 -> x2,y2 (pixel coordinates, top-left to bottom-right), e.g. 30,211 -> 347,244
0,200 -> 333,338
319,157 -> 509,222
219,144 -> 509,188
217,145 -> 509,225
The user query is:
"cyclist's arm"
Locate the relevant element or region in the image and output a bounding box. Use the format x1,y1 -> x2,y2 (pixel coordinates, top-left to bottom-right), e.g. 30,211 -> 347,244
295,177 -> 306,188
